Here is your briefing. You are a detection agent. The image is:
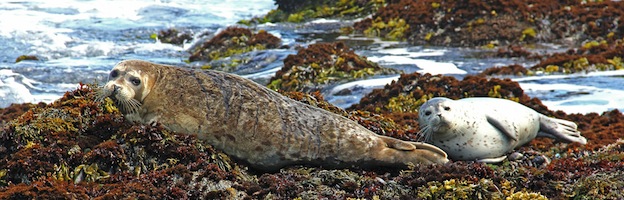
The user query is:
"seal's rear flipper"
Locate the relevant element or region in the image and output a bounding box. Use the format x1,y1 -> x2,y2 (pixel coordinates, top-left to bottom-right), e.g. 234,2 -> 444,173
538,116 -> 587,144
410,141 -> 449,159
377,135 -> 449,164
379,135 -> 415,151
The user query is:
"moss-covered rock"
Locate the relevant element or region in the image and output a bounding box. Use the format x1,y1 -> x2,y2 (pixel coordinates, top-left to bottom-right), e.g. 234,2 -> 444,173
353,0 -> 624,46
188,27 -> 281,65
0,103 -> 46,126
153,28 -> 193,45
245,0 -> 384,24
267,42 -> 399,92
15,55 -> 39,63
481,41 -> 624,76
0,79 -> 623,198
0,84 -> 245,199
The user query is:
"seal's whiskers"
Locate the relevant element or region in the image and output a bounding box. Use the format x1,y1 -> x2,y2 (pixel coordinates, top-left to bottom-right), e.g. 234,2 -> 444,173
118,99 -> 142,114
416,125 -> 432,142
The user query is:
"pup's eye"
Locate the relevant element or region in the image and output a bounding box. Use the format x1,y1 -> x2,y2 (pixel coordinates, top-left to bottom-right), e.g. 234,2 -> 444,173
425,111 -> 432,116
110,70 -> 119,78
130,77 -> 141,86
444,107 -> 450,111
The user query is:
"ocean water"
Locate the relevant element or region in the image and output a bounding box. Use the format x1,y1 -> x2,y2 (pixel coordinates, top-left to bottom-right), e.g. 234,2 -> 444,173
1,0 -> 623,114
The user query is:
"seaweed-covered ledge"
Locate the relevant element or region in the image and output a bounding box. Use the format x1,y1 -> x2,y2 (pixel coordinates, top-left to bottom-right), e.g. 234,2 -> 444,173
352,0 -> 624,46
267,42 -> 399,92
0,81 -> 623,198
188,27 -> 282,72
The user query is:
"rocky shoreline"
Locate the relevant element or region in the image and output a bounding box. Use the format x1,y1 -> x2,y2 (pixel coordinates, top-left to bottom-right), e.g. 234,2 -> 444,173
1,0 -> 624,199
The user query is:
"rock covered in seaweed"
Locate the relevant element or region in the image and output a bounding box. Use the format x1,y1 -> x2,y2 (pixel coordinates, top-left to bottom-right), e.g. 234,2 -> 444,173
352,0 -> 624,46
481,41 -> 624,76
0,84 -> 246,199
267,42 -> 399,92
188,27 -> 282,64
243,0 -> 384,24
0,80 -> 623,199
154,28 -> 194,46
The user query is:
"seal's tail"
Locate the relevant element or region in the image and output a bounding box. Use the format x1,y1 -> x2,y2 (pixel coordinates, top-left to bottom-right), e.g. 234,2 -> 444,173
538,116 -> 587,144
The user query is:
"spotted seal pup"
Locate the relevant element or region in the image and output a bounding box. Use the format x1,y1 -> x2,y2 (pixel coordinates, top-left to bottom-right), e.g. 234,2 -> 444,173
97,60 -> 449,170
418,97 -> 587,162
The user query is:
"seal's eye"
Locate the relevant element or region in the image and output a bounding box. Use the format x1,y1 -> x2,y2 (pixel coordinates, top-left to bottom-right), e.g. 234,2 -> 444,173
425,111 -> 432,116
444,107 -> 451,111
130,77 -> 141,86
110,70 -> 119,78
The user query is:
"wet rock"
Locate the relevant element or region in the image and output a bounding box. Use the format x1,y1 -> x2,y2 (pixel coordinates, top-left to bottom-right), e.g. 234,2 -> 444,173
155,28 -> 193,45
507,152 -> 524,161
15,55 -> 39,63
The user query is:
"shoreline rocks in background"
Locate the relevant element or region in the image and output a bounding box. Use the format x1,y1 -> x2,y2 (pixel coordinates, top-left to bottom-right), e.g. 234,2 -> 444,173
154,28 -> 194,46
242,0 -> 383,24
481,40 -> 624,76
352,0 -> 624,47
267,42 -> 399,92
188,27 -> 282,72
14,55 -> 39,63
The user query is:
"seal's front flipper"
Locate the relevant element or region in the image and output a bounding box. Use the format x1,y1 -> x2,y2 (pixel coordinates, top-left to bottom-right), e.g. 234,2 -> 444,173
477,155 -> 507,163
486,115 -> 518,141
538,116 -> 587,144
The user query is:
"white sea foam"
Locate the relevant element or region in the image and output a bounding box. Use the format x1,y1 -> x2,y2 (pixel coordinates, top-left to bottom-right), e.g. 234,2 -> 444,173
368,47 -> 466,75
513,69 -> 624,82
0,69 -> 35,107
330,75 -> 400,95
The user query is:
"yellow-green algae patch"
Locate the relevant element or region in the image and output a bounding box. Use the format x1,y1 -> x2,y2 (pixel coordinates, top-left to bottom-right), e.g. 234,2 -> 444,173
244,0 -> 385,24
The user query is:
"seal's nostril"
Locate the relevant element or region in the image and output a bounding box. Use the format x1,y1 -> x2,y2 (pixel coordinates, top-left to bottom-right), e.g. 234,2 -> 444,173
113,85 -> 120,93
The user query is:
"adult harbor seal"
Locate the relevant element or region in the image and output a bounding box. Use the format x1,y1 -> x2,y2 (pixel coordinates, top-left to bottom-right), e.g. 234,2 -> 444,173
97,60 -> 449,170
418,97 -> 587,162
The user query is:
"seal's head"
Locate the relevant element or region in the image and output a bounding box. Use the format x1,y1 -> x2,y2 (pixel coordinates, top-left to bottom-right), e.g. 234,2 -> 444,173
97,60 -> 157,114
418,97 -> 459,141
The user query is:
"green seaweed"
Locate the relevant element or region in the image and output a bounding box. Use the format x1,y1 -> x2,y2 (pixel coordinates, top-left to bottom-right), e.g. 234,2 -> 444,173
519,28 -> 537,41
247,0 -> 384,24
416,179 -> 501,199
364,17 -> 410,41
386,93 -> 431,113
